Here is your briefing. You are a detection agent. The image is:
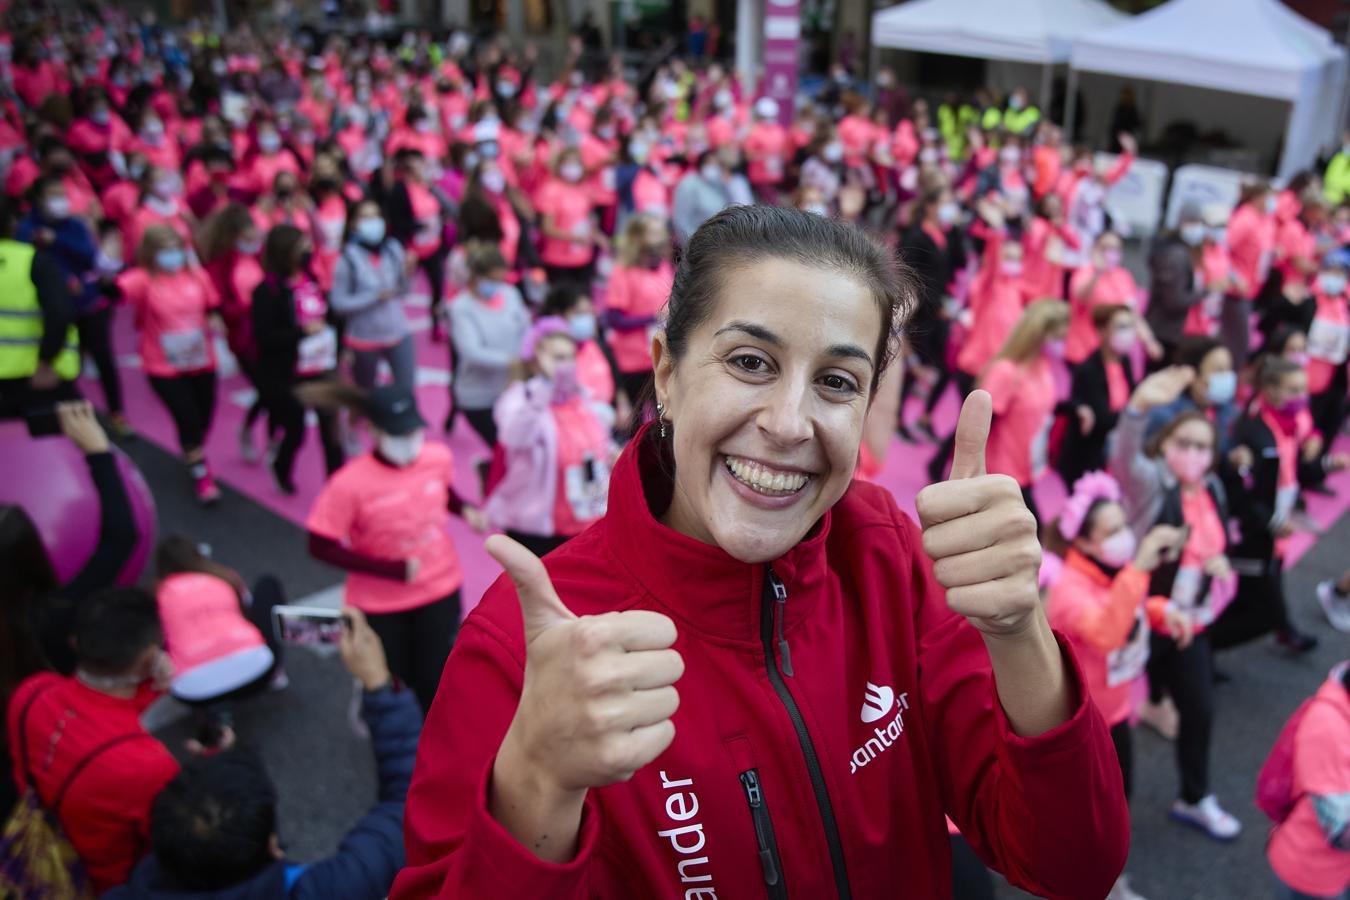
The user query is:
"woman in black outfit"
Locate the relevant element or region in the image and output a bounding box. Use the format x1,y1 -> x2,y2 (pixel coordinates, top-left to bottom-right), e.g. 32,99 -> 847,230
1057,303 -> 1140,488
897,187 -> 966,449
251,224 -> 345,494
0,401 -> 139,813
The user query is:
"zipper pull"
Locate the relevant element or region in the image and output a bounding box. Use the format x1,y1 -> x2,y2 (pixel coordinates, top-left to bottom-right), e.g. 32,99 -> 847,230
742,770 -> 762,806
770,571 -> 793,677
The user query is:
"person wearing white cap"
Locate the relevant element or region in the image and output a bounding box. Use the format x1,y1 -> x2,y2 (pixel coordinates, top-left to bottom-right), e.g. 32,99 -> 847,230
744,96 -> 788,203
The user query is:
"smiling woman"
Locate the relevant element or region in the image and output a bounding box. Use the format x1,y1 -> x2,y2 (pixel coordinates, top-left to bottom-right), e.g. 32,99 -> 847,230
393,206 -> 1130,900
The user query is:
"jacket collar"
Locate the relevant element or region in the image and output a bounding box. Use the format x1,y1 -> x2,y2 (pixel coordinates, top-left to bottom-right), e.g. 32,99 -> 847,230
600,423 -> 832,645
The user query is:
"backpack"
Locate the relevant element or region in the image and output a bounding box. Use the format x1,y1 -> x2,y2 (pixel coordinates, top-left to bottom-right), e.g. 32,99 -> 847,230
0,684 -> 149,899
1255,696 -> 1324,824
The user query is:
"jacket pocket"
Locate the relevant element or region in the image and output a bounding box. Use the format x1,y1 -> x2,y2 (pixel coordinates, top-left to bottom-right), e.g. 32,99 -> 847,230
728,736 -> 788,899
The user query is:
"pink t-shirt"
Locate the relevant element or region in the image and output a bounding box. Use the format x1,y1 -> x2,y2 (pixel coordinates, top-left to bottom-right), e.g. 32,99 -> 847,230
306,443 -> 465,614
1226,202 -> 1276,301
117,268 -> 221,378
407,181 -> 443,260
606,262 -> 674,373
126,203 -> 193,262
1268,675 -> 1350,897
744,122 -> 789,185
550,398 -> 610,537
982,356 -> 1057,486
576,339 -> 615,404
536,179 -> 596,268
957,260 -> 1028,377
632,169 -> 670,218
1104,359 -> 1130,412
1066,266 -> 1139,364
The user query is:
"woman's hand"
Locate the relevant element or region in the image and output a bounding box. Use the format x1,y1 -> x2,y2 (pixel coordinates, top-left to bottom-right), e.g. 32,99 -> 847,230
1076,404 -> 1095,435
57,400 -> 109,454
1203,555 -> 1232,579
1128,365 -> 1194,414
917,392 -> 1070,736
917,392 -> 1042,638
1162,607 -> 1194,649
488,536 -> 684,861
1134,525 -> 1185,573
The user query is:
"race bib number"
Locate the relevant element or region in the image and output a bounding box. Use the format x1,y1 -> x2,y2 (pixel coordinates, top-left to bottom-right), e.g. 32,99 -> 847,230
319,218 -> 345,251
600,167 -> 616,191
564,454 -> 608,522
1308,317 -> 1350,365
415,214 -> 441,248
1105,610 -> 1150,688
1274,484 -> 1299,528
160,328 -> 210,371
1170,566 -> 1203,612
296,326 -> 338,375
1203,291 -> 1223,319
765,156 -> 783,177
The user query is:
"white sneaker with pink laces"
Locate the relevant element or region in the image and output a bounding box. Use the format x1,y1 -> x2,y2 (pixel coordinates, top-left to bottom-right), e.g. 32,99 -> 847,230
1169,794 -> 1242,842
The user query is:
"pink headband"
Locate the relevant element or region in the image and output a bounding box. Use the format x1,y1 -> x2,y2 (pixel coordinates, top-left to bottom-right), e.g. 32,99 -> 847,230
520,316 -> 572,359
1057,471 -> 1121,542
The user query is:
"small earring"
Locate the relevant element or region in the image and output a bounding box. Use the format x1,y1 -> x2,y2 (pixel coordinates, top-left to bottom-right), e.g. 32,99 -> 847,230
656,403 -> 668,439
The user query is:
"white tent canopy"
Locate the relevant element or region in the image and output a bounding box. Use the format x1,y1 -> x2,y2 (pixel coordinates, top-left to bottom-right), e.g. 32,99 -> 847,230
1070,0 -> 1348,178
870,0 -> 1127,65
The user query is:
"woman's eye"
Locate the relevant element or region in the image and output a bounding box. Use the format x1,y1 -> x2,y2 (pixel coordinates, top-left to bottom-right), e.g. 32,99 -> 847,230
731,354 -> 769,374
821,373 -> 859,394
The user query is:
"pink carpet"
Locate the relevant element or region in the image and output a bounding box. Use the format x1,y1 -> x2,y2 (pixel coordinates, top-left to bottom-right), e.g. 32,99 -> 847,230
86,298 -> 1350,615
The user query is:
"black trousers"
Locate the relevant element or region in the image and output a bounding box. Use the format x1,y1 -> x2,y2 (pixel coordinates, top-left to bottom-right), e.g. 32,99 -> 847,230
235,355 -> 269,431
929,370 -> 977,479
1210,552 -> 1293,649
366,591 -> 461,715
1110,719 -> 1134,803
262,372 -> 344,485
148,371 -> 217,453
76,305 -> 123,415
420,247 -> 449,317
950,832 -> 995,900
506,529 -> 570,559
1147,630 -> 1215,804
457,405 -> 498,449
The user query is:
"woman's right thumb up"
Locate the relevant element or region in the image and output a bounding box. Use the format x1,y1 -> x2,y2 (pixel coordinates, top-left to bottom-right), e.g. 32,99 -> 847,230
486,534 -> 577,644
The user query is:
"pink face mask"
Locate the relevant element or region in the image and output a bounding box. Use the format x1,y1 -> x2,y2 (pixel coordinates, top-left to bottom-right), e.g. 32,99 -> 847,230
1165,444 -> 1212,485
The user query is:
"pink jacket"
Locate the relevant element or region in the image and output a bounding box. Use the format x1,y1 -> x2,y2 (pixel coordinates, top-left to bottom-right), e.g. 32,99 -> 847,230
484,378 -> 614,537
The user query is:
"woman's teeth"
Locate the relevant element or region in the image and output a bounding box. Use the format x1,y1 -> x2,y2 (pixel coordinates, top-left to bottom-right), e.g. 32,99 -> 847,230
725,455 -> 809,496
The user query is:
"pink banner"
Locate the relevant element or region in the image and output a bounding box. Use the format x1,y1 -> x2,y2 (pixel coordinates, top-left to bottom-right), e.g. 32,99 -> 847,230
762,0 -> 800,127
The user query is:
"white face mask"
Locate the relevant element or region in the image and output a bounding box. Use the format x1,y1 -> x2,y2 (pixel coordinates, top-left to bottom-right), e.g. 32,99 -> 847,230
559,161 -> 584,183
700,163 -> 722,182
378,431 -> 423,467
822,142 -> 844,163
1096,529 -> 1137,568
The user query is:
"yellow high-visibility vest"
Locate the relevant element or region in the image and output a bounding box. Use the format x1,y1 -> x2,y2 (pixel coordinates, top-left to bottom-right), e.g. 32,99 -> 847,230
0,239 -> 79,381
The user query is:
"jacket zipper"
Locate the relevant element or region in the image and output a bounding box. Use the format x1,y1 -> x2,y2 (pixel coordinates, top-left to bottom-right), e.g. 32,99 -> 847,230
761,566 -> 851,899
739,769 -> 788,899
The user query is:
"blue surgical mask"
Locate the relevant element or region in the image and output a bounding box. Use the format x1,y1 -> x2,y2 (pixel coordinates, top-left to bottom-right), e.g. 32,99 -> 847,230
1206,370 -> 1237,406
354,217 -> 386,246
1179,222 -> 1206,247
1318,272 -> 1347,296
155,248 -> 186,272
568,313 -> 597,342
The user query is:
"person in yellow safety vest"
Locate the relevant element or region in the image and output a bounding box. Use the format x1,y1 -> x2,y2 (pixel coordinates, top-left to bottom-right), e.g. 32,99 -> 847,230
1003,86 -> 1041,138
937,94 -> 980,161
1324,130 -> 1350,205
0,198 -> 81,413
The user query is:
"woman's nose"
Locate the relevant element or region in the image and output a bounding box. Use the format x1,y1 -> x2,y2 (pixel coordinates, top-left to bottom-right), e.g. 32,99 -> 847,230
757,379 -> 813,446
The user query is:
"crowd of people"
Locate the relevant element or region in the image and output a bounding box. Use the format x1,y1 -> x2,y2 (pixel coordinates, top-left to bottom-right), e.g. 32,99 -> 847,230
0,2 -> 1349,900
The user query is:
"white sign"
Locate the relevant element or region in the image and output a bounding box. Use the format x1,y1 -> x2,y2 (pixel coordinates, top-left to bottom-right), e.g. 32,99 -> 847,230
1164,164 -> 1247,230
1095,153 -> 1169,238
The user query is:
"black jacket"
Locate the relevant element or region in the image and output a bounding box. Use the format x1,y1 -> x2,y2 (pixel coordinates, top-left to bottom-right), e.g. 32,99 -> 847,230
1146,473 -> 1229,603
1145,235 -> 1198,348
250,277 -> 303,381
898,224 -> 967,362
1058,349 -> 1137,485
1221,407 -> 1333,560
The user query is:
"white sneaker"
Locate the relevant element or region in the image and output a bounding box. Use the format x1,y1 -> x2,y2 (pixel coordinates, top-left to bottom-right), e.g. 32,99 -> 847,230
1107,873 -> 1148,900
238,423 -> 258,464
1137,696 -> 1179,741
1318,581 -> 1350,634
1170,795 -> 1242,842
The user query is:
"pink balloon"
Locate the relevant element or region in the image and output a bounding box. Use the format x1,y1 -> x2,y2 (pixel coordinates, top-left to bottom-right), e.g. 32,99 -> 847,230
0,420 -> 157,586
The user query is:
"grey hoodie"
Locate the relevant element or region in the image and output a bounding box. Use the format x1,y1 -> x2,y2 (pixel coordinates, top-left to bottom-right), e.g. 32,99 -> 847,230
329,239 -> 412,347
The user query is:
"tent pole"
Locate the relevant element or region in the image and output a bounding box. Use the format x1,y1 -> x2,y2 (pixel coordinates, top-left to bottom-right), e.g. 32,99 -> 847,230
1039,61 -> 1053,112
1063,67 -> 1079,142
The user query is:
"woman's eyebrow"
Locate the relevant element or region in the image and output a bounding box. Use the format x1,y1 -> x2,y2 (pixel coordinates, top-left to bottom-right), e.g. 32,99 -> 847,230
714,321 -> 874,368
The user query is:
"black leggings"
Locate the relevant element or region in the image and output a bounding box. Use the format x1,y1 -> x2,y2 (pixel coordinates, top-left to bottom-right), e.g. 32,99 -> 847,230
235,355 -> 269,432
76,305 -> 123,415
262,373 -> 345,485
1110,719 -> 1134,803
1311,365 -> 1348,458
148,371 -> 217,454
458,405 -> 498,449
420,248 -> 449,317
1210,552 -> 1293,648
1147,630 -> 1215,804
950,832 -> 995,900
365,591 -> 461,714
